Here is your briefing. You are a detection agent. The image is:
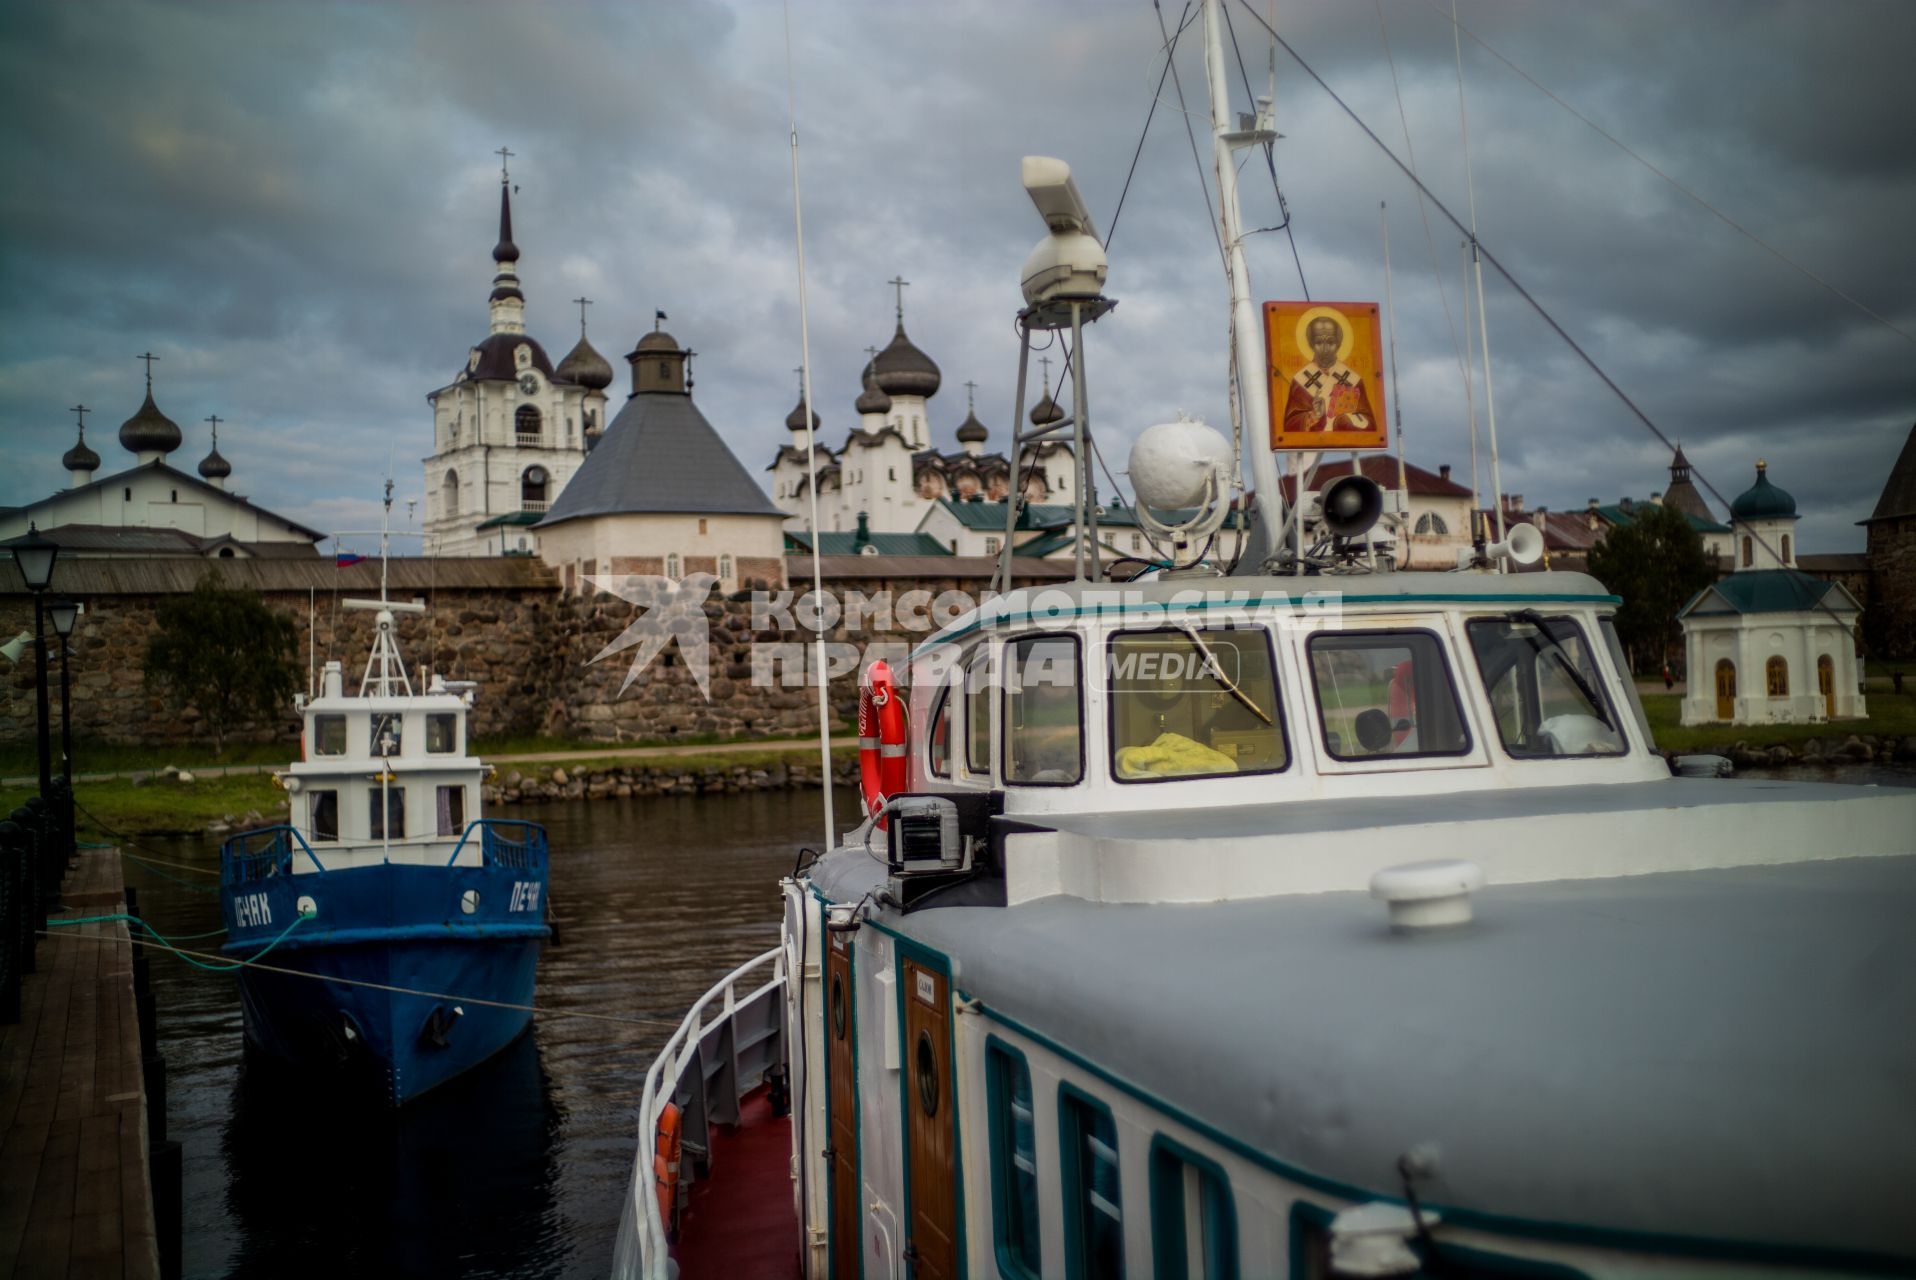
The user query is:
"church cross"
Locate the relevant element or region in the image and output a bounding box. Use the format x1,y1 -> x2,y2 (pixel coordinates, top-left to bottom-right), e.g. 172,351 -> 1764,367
137,352 -> 159,388
71,404 -> 89,432
573,296 -> 593,336
205,413 -> 222,444
964,379 -> 977,410
887,275 -> 910,323
495,146 -> 514,183
794,365 -> 806,395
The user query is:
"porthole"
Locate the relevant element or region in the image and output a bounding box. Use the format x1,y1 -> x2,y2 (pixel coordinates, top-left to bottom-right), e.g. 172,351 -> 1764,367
915,1030 -> 940,1117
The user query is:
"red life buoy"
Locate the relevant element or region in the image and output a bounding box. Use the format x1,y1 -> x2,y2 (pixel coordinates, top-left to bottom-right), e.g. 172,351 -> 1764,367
858,661 -> 908,826
1387,659 -> 1417,748
654,1101 -> 683,1239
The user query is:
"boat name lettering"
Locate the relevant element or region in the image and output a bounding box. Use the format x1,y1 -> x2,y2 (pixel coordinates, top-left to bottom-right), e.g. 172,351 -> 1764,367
508,881 -> 542,912
233,893 -> 273,929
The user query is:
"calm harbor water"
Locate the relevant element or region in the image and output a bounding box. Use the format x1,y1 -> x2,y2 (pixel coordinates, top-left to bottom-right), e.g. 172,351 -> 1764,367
131,789 -> 859,1280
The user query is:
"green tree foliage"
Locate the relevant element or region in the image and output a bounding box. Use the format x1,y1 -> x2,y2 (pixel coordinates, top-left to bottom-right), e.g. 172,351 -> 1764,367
1586,503 -> 1716,674
145,573 -> 298,754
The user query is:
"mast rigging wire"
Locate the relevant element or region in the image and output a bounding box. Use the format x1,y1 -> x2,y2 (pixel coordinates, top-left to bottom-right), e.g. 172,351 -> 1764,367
1154,0 -> 1228,271
1423,0 -> 1915,350
1106,2 -> 1197,255
1219,0 -> 1309,298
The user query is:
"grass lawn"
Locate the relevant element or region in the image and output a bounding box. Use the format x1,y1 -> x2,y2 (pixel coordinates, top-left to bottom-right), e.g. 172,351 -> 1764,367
0,771 -> 289,839
1641,692 -> 1916,754
0,739 -> 293,778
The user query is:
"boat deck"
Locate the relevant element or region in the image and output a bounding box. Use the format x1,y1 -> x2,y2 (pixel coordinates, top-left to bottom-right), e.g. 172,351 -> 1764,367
670,1086 -> 800,1279
0,848 -> 161,1280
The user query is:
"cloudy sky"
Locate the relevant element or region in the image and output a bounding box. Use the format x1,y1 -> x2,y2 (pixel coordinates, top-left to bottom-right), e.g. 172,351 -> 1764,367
2,0 -> 1911,553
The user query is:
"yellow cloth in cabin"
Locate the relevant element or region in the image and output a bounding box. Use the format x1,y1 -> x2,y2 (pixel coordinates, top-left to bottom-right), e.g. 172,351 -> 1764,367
1115,732 -> 1237,779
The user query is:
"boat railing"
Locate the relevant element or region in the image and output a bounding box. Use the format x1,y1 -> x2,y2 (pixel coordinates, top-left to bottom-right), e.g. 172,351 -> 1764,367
443,818 -> 549,870
220,825 -> 328,885
611,946 -> 788,1280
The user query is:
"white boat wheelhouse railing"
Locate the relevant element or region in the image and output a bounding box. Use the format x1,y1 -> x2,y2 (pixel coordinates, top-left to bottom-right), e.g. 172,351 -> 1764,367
611,946 -> 787,1280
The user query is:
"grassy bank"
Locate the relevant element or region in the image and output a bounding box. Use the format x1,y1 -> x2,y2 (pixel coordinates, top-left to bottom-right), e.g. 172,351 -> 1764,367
0,771 -> 289,839
1640,692 -> 1916,754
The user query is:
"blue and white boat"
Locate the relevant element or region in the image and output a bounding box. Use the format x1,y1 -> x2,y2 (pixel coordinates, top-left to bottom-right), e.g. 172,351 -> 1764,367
220,572 -> 549,1105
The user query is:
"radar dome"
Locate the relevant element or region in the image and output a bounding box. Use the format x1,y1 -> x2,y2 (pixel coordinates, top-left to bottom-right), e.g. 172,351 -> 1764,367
1127,417 -> 1230,512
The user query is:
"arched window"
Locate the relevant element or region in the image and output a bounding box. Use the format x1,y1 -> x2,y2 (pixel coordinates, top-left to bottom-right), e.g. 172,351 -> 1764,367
665,552 -> 682,579
1766,656 -> 1789,698
718,554 -> 735,584
1741,535 -> 1753,567
1415,512 -> 1449,536
521,465 -> 548,511
1781,534 -> 1792,564
515,405 -> 542,444
442,470 -> 459,516
217,547 -> 235,559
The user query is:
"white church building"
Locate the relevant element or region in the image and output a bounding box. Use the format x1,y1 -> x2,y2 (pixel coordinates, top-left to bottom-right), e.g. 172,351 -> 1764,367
1678,460 -> 1866,725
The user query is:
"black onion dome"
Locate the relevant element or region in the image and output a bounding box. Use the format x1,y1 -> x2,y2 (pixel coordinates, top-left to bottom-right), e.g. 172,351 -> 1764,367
197,446 -> 232,479
855,360 -> 892,415
1730,460 -> 1798,520
956,410 -> 988,443
786,394 -> 821,432
556,335 -> 615,390
119,389 -> 182,455
872,322 -> 941,397
493,185 -> 520,264
462,332 -> 559,382
62,428 -> 101,473
635,329 -> 680,354
1029,391 -> 1065,426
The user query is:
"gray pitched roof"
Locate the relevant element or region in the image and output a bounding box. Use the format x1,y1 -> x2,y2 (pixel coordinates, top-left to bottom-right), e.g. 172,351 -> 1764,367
535,390 -> 784,526
9,459 -> 326,541
1864,421 -> 1916,525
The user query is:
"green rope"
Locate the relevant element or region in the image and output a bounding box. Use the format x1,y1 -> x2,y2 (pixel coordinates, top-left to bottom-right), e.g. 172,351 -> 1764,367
45,910 -> 313,972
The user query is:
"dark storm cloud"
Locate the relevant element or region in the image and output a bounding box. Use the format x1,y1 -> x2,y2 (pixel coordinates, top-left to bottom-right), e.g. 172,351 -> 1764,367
1,0 -> 1910,554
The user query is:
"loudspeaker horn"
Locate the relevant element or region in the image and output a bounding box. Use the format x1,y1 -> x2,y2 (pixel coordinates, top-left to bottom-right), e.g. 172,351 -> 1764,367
1485,522 -> 1544,566
1320,474 -> 1385,539
0,631 -> 31,665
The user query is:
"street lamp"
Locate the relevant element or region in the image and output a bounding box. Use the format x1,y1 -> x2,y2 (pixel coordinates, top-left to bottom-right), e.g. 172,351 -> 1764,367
48,598 -> 80,846
8,523 -> 59,799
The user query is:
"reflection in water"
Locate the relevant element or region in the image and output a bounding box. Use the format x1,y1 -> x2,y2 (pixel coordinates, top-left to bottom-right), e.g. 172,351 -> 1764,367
135,788 -> 856,1279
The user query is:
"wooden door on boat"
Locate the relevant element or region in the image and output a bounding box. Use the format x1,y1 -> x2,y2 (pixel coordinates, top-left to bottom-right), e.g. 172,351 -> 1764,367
902,958 -> 956,1280
1715,659 -> 1736,720
827,931 -> 860,1280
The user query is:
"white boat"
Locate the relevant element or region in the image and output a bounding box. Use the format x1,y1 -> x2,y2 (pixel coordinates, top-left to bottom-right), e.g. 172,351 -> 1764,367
613,4 -> 1916,1275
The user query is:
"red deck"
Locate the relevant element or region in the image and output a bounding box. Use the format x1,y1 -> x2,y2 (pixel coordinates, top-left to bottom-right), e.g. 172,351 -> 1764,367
670,1087 -> 802,1279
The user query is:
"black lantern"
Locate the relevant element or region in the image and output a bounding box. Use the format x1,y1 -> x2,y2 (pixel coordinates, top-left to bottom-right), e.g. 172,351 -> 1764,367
10,522 -> 58,593
48,598 -> 80,638
8,523 -> 59,799
46,598 -> 80,850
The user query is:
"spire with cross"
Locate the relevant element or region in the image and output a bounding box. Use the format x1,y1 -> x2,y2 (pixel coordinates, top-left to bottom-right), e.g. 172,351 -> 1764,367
138,352 -> 159,389
496,146 -> 514,185
205,413 -> 222,444
71,404 -> 89,434
573,295 -> 593,337
888,275 -> 910,325
964,379 -> 977,411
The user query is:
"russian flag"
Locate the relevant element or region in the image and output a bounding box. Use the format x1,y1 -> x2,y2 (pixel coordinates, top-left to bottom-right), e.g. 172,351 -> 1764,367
336,552 -> 366,567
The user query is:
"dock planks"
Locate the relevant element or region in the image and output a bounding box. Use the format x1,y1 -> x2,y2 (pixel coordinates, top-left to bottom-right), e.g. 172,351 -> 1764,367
0,849 -> 161,1280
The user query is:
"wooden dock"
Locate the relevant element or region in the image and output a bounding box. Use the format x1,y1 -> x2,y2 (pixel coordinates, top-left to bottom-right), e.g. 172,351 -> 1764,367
0,848 -> 162,1280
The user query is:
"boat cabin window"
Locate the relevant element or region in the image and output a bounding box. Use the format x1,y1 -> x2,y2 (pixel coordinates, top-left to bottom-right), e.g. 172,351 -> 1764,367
1307,630 -> 1471,760
426,713 -> 458,754
310,790 -> 338,842
1467,615 -> 1626,758
986,1040 -> 1042,1277
370,712 -> 402,756
1061,1086 -> 1124,1279
313,714 -> 347,757
1004,634 -> 1082,786
436,785 -> 467,837
1149,1137 -> 1238,1280
1598,617 -> 1653,747
965,643 -> 994,777
1108,628 -> 1287,782
927,684 -> 953,778
368,787 -> 406,840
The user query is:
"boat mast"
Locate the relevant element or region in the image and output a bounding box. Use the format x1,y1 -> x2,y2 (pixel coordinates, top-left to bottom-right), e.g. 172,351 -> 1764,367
1453,0 -> 1507,549
1202,0 -> 1283,566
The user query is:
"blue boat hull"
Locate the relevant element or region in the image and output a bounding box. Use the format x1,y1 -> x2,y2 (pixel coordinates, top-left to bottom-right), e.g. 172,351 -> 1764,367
221,855 -> 550,1106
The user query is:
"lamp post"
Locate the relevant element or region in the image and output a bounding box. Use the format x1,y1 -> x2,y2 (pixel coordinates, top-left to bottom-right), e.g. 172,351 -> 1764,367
8,523 -> 59,799
48,598 -> 80,848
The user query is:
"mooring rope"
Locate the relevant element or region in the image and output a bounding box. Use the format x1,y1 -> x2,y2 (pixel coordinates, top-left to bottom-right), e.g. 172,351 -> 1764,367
45,910 -> 311,971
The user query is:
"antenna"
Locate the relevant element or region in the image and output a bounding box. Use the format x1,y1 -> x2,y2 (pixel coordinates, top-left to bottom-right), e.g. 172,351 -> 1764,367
1453,0 -> 1507,553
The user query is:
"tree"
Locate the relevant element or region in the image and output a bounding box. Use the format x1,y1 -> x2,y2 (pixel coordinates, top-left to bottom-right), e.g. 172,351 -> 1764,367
1586,502 -> 1716,675
145,573 -> 299,754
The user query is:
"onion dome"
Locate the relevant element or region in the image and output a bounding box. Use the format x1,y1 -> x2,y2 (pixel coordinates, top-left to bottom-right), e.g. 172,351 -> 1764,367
557,335 -> 614,390
62,425 -> 101,474
786,393 -> 820,433
956,409 -> 988,444
1029,390 -> 1065,426
119,388 -> 181,456
855,360 -> 892,416
872,322 -> 941,398
198,444 -> 231,480
493,183 -> 520,264
635,329 -> 679,354
1729,460 -> 1798,520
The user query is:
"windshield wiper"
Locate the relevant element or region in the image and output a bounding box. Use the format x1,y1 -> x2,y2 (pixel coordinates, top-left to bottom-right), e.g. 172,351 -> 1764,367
1177,626 -> 1273,725
1512,609 -> 1612,725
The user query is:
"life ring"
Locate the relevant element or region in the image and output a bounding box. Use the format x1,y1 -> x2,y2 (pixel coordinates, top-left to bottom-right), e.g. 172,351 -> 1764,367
1387,659 -> 1416,748
654,1102 -> 683,1238
859,660 -> 908,826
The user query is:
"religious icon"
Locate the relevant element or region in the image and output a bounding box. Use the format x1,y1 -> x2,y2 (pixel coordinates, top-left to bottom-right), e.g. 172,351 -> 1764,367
1263,301 -> 1388,451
